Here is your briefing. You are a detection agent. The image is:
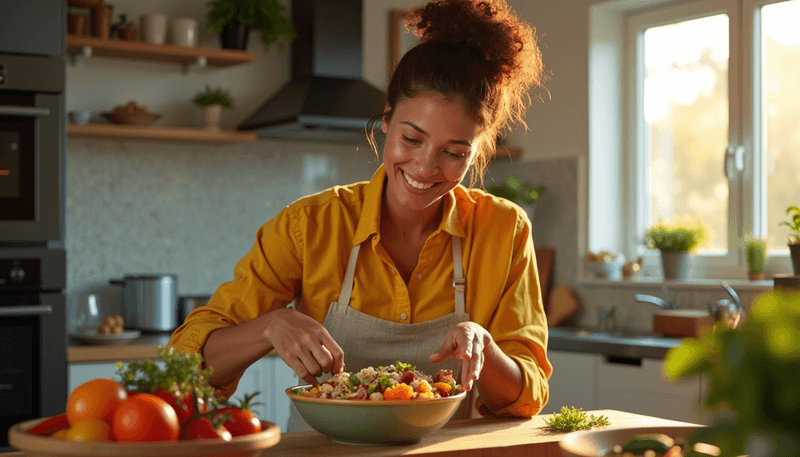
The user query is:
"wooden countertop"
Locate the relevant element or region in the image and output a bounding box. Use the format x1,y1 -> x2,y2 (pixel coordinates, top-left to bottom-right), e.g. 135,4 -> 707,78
1,410 -> 697,457
68,334 -> 172,363
260,409 -> 699,457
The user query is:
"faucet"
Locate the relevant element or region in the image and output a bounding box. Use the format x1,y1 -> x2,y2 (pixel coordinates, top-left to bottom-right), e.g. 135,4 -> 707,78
708,281 -> 745,328
634,286 -> 679,309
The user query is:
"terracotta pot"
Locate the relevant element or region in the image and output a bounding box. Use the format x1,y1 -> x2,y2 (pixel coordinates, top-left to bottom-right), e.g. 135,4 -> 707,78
117,27 -> 138,41
748,271 -> 765,281
91,4 -> 113,39
68,13 -> 88,37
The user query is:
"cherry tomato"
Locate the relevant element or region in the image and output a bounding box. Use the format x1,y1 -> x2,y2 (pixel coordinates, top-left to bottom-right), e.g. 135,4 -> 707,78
112,393 -> 180,442
216,407 -> 262,437
67,378 -> 128,426
65,418 -> 112,442
181,416 -> 232,441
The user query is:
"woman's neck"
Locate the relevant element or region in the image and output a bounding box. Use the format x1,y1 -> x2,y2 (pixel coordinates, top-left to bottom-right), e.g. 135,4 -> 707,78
380,192 -> 443,243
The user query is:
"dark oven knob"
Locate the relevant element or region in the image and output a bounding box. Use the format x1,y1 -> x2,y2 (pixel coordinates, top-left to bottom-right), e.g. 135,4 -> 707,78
9,266 -> 26,282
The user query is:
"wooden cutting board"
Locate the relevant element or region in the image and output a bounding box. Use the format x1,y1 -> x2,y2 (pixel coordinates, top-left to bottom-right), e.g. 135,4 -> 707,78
259,409 -> 700,457
546,285 -> 579,327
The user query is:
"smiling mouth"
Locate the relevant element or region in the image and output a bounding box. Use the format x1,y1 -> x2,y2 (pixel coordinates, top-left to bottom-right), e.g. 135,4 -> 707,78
402,170 -> 436,190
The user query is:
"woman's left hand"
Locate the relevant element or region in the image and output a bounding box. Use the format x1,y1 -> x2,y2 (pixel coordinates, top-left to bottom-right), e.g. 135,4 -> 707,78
429,322 -> 493,392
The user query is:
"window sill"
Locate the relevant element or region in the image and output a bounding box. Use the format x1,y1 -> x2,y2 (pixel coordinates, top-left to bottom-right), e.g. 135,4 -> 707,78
577,276 -> 774,292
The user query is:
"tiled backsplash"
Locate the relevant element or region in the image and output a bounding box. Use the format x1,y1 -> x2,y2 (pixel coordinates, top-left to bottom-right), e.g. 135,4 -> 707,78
65,138 -> 379,330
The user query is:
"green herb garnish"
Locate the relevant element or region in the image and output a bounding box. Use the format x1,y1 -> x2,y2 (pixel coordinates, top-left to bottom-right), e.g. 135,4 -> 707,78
543,406 -> 610,432
396,361 -> 416,372
378,375 -> 394,389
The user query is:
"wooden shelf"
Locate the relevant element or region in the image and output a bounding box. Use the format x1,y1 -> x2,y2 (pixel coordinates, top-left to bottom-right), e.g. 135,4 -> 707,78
495,145 -> 522,160
68,123 -> 257,143
66,35 -> 256,68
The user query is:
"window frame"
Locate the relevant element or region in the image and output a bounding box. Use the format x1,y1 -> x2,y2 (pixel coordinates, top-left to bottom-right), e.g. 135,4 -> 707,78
619,0 -> 792,280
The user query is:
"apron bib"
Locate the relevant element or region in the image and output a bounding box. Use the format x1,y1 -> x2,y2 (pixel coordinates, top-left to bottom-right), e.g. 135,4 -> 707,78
287,236 -> 474,432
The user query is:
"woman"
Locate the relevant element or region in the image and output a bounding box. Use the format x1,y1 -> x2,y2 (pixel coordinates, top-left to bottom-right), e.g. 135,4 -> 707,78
169,0 -> 551,421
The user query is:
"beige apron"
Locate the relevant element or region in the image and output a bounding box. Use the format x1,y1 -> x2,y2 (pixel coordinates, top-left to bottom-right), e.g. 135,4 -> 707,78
287,236 -> 475,431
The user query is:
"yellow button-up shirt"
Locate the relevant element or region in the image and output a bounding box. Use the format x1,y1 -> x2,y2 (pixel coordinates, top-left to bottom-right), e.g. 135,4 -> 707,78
170,165 -> 552,417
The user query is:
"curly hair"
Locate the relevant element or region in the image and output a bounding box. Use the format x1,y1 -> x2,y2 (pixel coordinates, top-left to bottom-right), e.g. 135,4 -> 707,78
367,0 -> 546,187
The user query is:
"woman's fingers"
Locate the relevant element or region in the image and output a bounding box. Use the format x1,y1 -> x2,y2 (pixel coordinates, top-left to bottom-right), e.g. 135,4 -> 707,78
429,337 -> 458,363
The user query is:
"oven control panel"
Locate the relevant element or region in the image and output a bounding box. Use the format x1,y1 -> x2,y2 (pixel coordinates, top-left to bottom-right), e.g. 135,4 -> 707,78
0,258 -> 40,289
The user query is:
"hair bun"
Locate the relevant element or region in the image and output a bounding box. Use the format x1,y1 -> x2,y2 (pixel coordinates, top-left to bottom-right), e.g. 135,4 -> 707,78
407,0 -> 543,90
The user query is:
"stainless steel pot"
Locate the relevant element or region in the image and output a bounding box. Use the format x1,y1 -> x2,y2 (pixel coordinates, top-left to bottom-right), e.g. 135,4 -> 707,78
178,294 -> 211,324
110,274 -> 178,332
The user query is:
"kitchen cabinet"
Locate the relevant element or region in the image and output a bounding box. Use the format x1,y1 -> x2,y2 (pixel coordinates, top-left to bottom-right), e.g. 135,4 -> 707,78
65,35 -> 257,144
543,350 -> 705,424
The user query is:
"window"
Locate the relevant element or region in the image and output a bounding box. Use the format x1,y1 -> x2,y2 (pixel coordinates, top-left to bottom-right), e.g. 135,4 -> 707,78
622,0 -> 800,278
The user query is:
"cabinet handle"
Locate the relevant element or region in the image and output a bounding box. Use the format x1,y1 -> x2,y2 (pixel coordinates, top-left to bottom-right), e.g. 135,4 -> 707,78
0,105 -> 51,118
605,355 -> 642,366
0,305 -> 53,317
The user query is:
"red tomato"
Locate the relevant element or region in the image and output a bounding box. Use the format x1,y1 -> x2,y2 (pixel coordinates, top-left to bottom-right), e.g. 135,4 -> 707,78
181,416 -> 232,441
67,378 -> 128,426
152,387 -> 206,424
216,407 -> 262,437
112,393 -> 180,442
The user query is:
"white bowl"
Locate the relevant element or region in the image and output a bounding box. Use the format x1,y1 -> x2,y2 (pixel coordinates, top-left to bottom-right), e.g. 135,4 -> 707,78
584,258 -> 625,279
559,425 -> 704,457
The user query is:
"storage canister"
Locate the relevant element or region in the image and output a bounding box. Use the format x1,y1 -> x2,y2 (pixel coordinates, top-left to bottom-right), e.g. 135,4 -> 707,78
110,274 -> 178,332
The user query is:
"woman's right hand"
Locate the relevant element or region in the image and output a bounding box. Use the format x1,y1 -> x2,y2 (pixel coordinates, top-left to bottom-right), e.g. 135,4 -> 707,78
262,308 -> 345,385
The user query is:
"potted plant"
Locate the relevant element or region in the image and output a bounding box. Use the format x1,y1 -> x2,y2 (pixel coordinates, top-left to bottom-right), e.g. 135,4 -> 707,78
778,205 -> 800,275
664,289 -> 800,457
111,13 -> 137,41
206,0 -> 297,53
644,216 -> 708,280
744,235 -> 768,280
485,176 -> 546,224
193,85 -> 233,130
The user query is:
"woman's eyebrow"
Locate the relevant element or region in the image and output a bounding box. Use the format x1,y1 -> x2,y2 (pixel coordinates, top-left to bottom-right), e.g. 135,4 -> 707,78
400,121 -> 472,147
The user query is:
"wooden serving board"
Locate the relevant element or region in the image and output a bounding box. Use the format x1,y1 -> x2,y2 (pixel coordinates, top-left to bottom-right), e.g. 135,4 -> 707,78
259,409 -> 700,457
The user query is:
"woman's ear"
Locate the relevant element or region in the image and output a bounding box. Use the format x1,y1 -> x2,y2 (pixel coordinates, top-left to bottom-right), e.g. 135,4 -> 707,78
380,104 -> 391,133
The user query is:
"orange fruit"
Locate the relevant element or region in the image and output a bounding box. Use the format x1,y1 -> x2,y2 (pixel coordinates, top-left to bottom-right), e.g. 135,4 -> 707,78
67,378 -> 128,426
65,418 -> 112,442
112,393 -> 179,442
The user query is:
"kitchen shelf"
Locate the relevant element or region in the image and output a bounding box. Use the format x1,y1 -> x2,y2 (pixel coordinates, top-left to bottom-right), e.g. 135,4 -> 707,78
66,35 -> 256,71
68,123 -> 257,143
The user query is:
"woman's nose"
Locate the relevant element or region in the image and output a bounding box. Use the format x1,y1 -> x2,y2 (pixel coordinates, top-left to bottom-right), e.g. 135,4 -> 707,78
414,145 -> 439,176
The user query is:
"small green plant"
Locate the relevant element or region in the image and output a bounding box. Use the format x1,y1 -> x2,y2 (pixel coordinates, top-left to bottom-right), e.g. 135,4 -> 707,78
485,176 -> 546,206
644,216 -> 708,252
744,235 -> 768,274
206,0 -> 297,53
779,205 -> 800,244
193,85 -> 233,108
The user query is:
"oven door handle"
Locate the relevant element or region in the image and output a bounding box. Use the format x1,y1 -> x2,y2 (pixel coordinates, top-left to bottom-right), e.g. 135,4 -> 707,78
0,105 -> 51,118
0,305 -> 53,317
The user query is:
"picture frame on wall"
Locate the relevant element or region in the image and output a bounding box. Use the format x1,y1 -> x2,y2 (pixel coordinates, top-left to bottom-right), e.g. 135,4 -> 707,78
389,10 -> 420,79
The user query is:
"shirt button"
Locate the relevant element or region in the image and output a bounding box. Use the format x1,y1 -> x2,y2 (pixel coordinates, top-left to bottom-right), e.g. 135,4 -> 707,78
417,273 -> 422,279
400,313 -> 408,320
391,268 -> 396,274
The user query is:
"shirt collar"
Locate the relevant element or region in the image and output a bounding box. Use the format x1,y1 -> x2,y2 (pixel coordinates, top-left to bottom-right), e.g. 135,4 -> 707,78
353,165 -> 466,246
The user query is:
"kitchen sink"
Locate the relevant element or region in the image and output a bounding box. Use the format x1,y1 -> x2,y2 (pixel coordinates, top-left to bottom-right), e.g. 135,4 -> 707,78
548,327 -> 682,359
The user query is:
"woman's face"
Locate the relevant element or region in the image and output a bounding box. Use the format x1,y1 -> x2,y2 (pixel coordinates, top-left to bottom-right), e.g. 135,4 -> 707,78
381,93 -> 482,215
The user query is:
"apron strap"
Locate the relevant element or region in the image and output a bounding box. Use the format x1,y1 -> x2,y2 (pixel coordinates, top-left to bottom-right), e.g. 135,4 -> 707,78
337,245 -> 361,305
452,236 -> 466,314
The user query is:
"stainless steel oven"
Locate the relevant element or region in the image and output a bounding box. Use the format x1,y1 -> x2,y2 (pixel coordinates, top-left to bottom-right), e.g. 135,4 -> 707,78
0,248 -> 67,451
0,53 -> 65,243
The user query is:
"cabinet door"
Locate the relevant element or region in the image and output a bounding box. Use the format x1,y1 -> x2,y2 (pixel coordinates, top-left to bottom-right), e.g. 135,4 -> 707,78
541,351 -> 599,415
262,356 -> 299,432
597,356 -> 702,423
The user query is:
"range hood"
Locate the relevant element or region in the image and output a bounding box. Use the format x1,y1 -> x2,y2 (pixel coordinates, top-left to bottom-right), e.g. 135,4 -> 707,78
238,0 -> 386,142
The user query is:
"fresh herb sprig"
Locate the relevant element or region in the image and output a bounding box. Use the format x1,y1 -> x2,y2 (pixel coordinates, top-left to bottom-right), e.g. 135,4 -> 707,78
116,346 -> 218,403
543,406 -> 610,432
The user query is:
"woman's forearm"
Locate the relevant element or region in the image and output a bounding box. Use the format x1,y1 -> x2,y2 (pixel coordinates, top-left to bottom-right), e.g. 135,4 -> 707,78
476,341 -> 524,410
201,315 -> 274,386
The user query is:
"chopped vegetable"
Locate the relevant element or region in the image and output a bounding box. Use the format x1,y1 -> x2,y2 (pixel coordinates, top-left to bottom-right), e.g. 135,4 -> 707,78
383,383 -> 414,401
543,406 -> 610,432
